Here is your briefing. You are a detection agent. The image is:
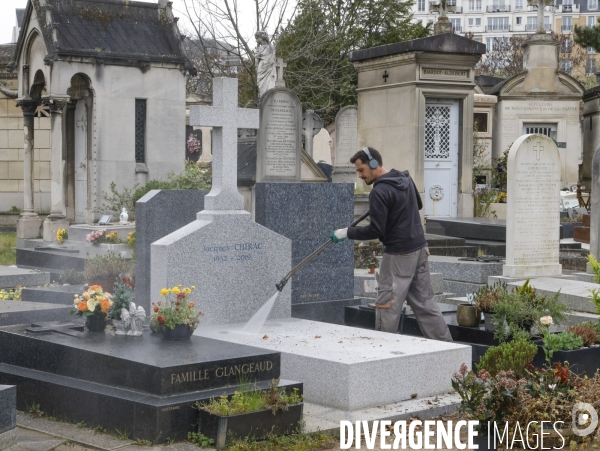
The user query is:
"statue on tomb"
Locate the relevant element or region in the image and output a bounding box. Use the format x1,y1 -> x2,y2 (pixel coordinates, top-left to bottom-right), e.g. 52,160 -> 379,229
430,0 -> 455,35
121,302 -> 145,336
120,207 -> 129,225
254,31 -> 276,99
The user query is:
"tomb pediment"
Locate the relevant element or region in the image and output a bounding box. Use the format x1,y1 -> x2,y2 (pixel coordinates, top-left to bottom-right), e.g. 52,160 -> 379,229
492,72 -> 584,97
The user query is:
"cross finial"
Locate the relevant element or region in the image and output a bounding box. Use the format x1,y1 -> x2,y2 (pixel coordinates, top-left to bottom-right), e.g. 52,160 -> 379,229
275,58 -> 287,88
189,78 -> 259,211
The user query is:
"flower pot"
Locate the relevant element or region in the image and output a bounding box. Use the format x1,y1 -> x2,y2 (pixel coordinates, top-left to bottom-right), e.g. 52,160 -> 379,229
484,312 -> 496,332
198,403 -> 303,449
160,324 -> 194,340
473,434 -> 496,451
85,312 -> 107,332
368,265 -> 376,274
86,277 -> 118,292
112,319 -> 127,335
456,304 -> 482,327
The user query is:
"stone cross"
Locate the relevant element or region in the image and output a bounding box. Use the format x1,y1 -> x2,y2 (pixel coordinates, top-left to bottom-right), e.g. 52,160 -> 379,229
431,0 -> 455,34
275,58 -> 287,88
527,0 -> 552,32
189,78 -> 259,211
302,110 -> 324,158
533,142 -> 544,160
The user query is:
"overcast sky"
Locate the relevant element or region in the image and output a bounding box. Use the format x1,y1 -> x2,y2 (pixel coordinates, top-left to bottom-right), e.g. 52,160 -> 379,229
0,0 -> 284,45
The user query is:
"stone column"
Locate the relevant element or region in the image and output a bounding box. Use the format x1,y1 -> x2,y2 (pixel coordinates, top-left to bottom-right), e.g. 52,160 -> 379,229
42,95 -> 70,242
15,98 -> 42,239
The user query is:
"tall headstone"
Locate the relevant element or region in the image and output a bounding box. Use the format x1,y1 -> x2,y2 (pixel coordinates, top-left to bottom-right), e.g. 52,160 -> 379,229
333,106 -> 358,183
503,134 -> 562,277
151,78 -> 292,325
302,110 -> 324,159
256,87 -> 302,183
135,190 -> 209,312
590,145 -> 600,259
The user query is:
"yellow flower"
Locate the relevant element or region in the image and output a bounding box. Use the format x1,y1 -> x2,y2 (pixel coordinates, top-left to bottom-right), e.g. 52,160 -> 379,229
171,287 -> 181,295
191,286 -> 196,290
183,288 -> 191,295
161,288 -> 169,296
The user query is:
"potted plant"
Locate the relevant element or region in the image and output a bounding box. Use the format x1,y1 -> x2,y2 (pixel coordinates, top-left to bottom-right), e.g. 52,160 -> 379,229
56,228 -> 68,244
197,379 -> 303,449
456,293 -> 482,328
108,279 -> 132,335
71,285 -> 113,332
364,252 -> 379,274
150,285 -> 202,340
84,252 -> 134,292
473,282 -> 505,331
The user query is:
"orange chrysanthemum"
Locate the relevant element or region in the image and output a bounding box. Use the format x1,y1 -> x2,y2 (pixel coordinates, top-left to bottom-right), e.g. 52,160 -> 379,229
101,299 -> 112,314
88,285 -> 102,292
77,301 -> 88,312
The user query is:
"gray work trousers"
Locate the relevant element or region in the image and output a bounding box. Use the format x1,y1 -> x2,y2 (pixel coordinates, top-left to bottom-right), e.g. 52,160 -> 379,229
375,247 -> 453,342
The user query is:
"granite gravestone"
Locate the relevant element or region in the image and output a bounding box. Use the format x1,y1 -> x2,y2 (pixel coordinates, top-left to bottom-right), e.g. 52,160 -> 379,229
333,106 -> 358,183
503,134 -> 562,277
151,78 -> 292,325
254,183 -> 356,324
135,189 -> 209,312
0,385 -> 16,450
256,87 -> 302,183
590,145 -> 600,261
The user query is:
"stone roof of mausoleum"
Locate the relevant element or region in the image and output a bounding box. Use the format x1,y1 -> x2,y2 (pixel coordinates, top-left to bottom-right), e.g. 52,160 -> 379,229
11,0 -> 196,74
0,45 -> 16,66
349,33 -> 486,62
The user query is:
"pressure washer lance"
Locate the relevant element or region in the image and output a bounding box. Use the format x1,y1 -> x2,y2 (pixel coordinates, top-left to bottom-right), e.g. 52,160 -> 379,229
275,211 -> 370,292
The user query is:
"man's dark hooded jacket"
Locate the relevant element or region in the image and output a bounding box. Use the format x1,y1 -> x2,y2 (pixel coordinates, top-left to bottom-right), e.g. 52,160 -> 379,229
347,169 -> 426,254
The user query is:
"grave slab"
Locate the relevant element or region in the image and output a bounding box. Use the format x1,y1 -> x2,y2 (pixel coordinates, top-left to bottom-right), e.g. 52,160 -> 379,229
0,267 -> 50,289
428,256 -> 504,284
21,285 -> 86,305
0,301 -> 71,327
0,385 -> 16,434
354,270 -> 444,299
195,318 -> 471,411
67,224 -> 135,243
0,323 -> 300,444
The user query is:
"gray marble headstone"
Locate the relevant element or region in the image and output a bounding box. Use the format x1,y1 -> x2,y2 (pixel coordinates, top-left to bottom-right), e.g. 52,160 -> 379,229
333,106 -> 358,183
151,78 -> 292,325
590,145 -> 600,260
135,190 -> 208,312
256,87 -> 302,183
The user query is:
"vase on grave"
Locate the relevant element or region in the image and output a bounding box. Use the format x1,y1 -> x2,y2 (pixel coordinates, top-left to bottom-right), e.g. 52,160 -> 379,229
85,311 -> 108,332
456,304 -> 481,328
160,324 -> 194,340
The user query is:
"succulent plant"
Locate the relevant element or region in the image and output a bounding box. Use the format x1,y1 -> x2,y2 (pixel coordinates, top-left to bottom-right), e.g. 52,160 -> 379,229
477,339 -> 538,377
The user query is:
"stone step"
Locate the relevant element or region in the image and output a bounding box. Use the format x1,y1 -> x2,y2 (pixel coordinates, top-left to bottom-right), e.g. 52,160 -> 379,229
425,234 -> 466,247
0,266 -> 50,289
429,256 -> 504,284
507,278 -> 600,314
560,252 -> 589,271
573,273 -> 599,284
428,246 -> 479,258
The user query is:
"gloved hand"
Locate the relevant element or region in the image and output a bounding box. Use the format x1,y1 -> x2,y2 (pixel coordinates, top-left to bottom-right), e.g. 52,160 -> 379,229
330,228 -> 348,243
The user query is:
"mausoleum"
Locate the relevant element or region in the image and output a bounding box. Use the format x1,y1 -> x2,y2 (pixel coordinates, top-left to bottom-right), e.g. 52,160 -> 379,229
9,0 -> 196,239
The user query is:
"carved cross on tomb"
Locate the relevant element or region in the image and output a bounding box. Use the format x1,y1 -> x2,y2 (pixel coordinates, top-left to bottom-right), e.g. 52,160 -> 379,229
430,0 -> 455,18
533,142 -> 544,160
275,58 -> 287,88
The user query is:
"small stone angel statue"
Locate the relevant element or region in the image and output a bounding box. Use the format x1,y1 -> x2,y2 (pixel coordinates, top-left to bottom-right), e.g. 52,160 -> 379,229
121,302 -> 146,336
119,207 -> 129,225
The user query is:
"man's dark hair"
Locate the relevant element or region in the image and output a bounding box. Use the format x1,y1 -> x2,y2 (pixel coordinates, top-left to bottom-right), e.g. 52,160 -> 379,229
350,147 -> 383,166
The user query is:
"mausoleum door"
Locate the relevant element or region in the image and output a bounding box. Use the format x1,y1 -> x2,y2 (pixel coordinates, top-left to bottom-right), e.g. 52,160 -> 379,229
423,100 -> 459,217
74,100 -> 88,223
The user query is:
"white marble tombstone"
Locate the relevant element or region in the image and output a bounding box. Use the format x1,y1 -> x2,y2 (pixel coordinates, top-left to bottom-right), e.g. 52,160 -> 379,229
503,134 -> 562,278
333,106 -> 358,183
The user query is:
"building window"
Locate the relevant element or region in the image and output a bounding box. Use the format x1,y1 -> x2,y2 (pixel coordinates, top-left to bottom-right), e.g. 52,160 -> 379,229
560,59 -> 572,74
515,0 -> 523,9
524,123 -> 557,139
587,57 -> 597,75
562,38 -> 573,53
589,16 -> 598,27
589,46 -> 597,53
516,16 -> 522,24
468,18 -> 474,25
474,112 -> 488,133
487,17 -> 510,31
476,17 -> 481,25
590,0 -> 599,10
418,0 -> 425,12
469,0 -> 482,10
450,18 -> 461,31
135,99 -> 146,163
562,16 -> 572,32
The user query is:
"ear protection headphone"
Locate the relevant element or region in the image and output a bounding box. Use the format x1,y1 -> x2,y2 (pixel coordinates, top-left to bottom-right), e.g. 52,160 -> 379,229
362,147 -> 379,169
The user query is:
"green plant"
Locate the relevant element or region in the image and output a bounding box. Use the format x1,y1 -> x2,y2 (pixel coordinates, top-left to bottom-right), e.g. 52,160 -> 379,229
188,431 -> 215,448
58,269 -> 86,285
84,253 -> 134,280
94,425 -> 107,433
0,233 -> 16,266
167,160 -> 212,190
198,380 -> 303,416
542,331 -> 583,364
491,148 -> 509,191
99,182 -> 139,220
76,421 -> 87,428
132,179 -> 172,206
151,285 -> 203,331
126,232 -> 136,250
473,187 -> 499,218
26,402 -> 44,417
114,427 -> 130,440
560,214 -> 583,223
9,205 -> 20,213
0,287 -> 21,301
492,280 -> 568,343
588,254 -> 600,284
568,322 -> 599,347
108,280 -> 132,321
223,430 -> 335,451
364,252 -> 379,268
476,339 -> 538,377
473,281 -> 506,313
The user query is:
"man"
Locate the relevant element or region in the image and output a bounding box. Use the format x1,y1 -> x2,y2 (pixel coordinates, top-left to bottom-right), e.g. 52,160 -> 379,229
331,147 -> 452,342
